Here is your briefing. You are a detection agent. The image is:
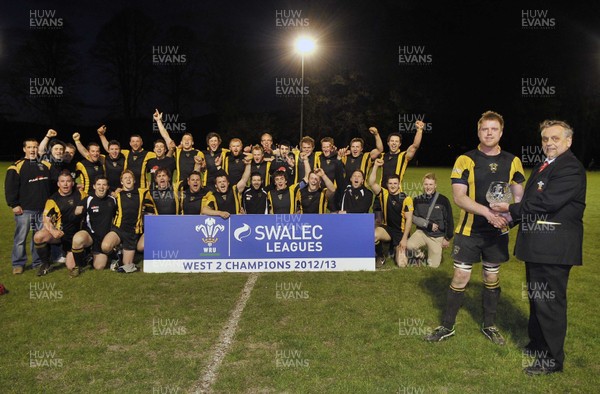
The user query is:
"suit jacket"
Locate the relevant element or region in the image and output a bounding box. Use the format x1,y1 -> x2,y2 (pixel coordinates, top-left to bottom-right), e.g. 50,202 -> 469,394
509,150 -> 586,266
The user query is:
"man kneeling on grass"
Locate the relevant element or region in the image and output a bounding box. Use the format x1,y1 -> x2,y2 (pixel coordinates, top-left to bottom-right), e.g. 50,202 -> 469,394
405,173 -> 454,267
68,176 -> 117,277
33,171 -> 86,276
368,158 -> 413,268
101,170 -> 157,273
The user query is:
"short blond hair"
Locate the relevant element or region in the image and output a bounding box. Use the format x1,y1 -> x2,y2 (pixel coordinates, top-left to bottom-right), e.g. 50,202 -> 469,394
423,172 -> 436,182
477,110 -> 504,130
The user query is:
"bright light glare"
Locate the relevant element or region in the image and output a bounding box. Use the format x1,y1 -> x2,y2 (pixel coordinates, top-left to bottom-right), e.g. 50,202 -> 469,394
295,36 -> 316,54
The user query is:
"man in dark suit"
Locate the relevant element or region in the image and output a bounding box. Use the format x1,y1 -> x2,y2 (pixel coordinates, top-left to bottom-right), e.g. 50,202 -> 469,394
491,120 -> 586,375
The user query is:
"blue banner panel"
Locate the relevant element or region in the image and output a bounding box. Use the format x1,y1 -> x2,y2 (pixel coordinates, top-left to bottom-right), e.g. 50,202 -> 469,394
144,214 -> 375,272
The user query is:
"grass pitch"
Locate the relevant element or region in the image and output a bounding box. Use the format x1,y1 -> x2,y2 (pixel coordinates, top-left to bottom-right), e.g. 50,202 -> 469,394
1,164 -> 599,393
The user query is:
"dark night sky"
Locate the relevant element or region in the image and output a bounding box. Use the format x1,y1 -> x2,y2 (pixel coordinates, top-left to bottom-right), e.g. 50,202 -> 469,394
1,0 -> 599,165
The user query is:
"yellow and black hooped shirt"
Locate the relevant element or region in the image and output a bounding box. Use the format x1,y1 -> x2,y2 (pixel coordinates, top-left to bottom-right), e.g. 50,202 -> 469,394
451,146 -> 525,237
113,188 -> 157,234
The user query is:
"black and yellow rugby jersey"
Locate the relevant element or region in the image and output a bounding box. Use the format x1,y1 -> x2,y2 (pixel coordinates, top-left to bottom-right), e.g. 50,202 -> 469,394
104,153 -> 126,191
146,156 -> 176,190
152,183 -> 181,215
80,194 -> 117,237
268,183 -> 302,214
315,152 -> 345,188
299,187 -> 328,214
269,155 -> 295,185
251,160 -> 272,187
113,188 -> 157,234
122,149 -> 156,189
451,147 -> 525,237
76,158 -> 106,195
203,148 -> 229,186
181,186 -> 209,215
202,185 -> 241,215
377,189 -> 413,232
381,150 -> 408,189
223,152 -> 246,186
341,153 -> 371,187
172,148 -> 204,185
43,189 -> 86,237
294,152 -> 317,184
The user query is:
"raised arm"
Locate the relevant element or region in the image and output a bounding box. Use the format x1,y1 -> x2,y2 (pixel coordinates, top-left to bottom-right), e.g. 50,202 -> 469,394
368,158 -> 383,195
97,125 -> 110,152
300,153 -> 311,183
39,129 -> 57,156
166,141 -> 176,157
314,168 -> 336,197
369,127 -> 384,159
153,109 -> 174,148
72,133 -> 91,161
235,157 -> 253,193
405,120 -> 425,161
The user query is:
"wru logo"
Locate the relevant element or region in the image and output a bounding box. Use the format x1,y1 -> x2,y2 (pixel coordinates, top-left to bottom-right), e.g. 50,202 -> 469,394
195,218 -> 224,246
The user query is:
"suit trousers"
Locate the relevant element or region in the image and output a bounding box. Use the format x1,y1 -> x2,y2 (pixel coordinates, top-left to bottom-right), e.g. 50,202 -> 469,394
525,262 -> 572,369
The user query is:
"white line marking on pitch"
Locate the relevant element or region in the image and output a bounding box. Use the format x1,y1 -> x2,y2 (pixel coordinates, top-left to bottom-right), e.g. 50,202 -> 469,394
193,273 -> 259,393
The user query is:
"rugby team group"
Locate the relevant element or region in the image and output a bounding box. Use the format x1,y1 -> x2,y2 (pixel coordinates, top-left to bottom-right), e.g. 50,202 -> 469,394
6,109 -> 586,374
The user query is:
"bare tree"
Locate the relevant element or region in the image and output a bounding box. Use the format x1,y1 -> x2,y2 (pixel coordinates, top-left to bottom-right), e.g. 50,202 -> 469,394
91,8 -> 158,127
4,26 -> 82,125
153,25 -> 201,114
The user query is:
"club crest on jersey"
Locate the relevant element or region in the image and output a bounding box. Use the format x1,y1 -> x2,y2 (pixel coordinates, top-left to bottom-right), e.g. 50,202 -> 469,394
94,166 -> 99,171
537,180 -> 545,191
126,193 -> 131,198
133,156 -> 138,161
112,162 -> 117,167
489,163 -> 498,173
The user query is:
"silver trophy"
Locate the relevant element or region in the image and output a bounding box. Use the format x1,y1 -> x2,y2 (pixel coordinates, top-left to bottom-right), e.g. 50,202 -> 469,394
486,181 -> 512,234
